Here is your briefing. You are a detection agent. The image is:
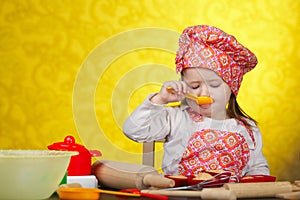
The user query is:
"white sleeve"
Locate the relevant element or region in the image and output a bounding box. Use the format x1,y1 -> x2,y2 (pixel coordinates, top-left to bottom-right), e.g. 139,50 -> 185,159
122,94 -> 171,142
244,125 -> 270,176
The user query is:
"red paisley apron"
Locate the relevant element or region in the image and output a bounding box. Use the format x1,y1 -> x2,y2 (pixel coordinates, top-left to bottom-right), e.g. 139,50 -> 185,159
178,108 -> 255,182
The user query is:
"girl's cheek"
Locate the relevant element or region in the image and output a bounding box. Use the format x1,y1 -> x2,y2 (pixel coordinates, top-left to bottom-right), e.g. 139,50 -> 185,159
210,88 -> 230,104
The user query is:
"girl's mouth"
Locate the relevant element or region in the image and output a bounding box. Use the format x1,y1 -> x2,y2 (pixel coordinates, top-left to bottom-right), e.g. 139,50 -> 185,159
199,104 -> 211,109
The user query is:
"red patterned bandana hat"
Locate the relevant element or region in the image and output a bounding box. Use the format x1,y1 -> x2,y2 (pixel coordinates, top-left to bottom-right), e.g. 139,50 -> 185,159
175,25 -> 258,96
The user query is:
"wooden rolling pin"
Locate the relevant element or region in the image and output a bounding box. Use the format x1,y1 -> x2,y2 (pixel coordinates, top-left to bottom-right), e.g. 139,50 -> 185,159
276,181 -> 300,199
223,181 -> 293,198
276,191 -> 300,199
92,160 -> 175,189
143,174 -> 175,188
142,188 -> 236,200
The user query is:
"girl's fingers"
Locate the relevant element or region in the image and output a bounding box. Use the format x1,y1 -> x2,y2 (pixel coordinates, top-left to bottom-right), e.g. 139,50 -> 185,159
175,81 -> 189,94
170,81 -> 184,94
181,82 -> 189,94
161,81 -> 190,103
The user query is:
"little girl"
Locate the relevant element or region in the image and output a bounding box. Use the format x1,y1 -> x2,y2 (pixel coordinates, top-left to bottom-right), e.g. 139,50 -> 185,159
123,25 -> 269,181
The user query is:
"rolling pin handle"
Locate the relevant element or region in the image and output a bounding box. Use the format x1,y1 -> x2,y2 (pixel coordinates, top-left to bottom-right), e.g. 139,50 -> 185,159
142,174 -> 175,188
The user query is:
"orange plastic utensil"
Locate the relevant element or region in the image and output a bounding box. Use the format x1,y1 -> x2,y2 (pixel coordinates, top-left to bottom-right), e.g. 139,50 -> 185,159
57,187 -> 140,200
166,86 -> 213,105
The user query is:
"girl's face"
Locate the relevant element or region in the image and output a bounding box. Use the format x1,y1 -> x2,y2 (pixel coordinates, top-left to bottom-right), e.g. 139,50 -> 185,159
182,68 -> 231,120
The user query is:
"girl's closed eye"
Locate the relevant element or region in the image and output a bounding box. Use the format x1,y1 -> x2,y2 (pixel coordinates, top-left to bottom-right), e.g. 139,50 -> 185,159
208,80 -> 222,88
186,82 -> 201,89
191,85 -> 200,89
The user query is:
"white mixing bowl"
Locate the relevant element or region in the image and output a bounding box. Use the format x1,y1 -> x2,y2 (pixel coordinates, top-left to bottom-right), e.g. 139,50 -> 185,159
0,150 -> 78,199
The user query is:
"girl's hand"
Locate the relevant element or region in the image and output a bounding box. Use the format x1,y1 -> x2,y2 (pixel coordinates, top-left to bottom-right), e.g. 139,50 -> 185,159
150,81 -> 189,105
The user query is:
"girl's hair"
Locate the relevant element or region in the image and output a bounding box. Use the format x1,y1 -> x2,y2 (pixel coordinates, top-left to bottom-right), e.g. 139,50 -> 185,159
227,93 -> 257,127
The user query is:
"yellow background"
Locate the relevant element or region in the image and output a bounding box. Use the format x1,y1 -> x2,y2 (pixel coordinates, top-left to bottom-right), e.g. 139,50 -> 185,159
0,0 -> 299,181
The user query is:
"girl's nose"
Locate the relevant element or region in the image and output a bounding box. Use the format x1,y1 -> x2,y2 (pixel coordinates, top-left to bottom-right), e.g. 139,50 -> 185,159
200,84 -> 210,96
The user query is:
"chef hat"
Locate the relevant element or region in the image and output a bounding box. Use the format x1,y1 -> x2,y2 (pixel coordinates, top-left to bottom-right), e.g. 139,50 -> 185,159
175,25 -> 257,96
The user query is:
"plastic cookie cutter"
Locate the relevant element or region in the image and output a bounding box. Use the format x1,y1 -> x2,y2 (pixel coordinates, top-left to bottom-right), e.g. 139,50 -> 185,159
166,86 -> 214,105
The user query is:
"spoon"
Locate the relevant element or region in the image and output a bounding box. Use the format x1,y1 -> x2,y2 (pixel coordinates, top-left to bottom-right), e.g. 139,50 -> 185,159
57,187 -> 140,200
166,86 -> 214,105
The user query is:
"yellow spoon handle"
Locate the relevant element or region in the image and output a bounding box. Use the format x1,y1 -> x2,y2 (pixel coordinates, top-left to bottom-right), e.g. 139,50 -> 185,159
166,86 -> 213,105
166,86 -> 177,94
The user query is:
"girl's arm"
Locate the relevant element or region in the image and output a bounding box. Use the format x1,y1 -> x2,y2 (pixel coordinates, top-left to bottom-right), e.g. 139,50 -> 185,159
123,93 -> 171,142
245,125 -> 270,175
123,80 -> 188,142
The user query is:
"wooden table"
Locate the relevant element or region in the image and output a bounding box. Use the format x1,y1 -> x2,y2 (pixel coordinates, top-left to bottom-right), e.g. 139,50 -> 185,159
50,193 -> 285,200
